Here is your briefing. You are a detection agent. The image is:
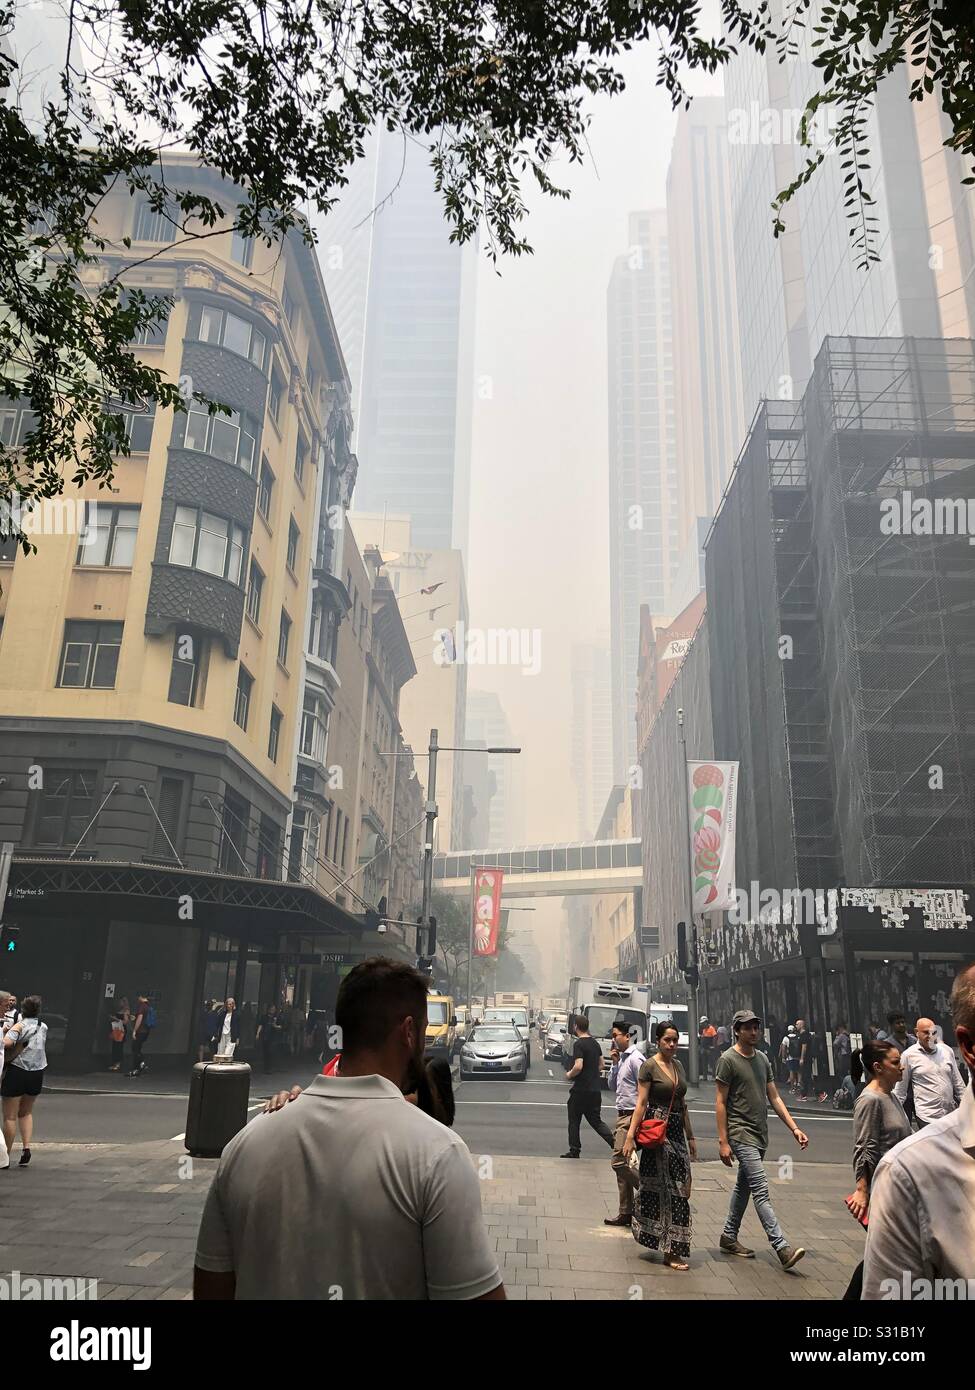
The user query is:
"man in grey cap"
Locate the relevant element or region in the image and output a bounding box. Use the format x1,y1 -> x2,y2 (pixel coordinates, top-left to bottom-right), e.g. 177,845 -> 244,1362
715,1009 -> 809,1269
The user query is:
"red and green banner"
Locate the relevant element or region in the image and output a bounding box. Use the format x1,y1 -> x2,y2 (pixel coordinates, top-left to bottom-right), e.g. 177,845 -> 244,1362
687,762 -> 739,913
472,867 -> 504,957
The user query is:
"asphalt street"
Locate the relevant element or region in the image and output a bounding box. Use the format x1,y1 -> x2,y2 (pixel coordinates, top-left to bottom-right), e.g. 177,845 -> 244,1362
32,1038 -> 856,1164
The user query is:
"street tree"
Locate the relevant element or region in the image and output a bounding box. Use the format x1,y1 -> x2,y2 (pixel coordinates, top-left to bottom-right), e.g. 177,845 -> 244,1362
2,0 -> 973,546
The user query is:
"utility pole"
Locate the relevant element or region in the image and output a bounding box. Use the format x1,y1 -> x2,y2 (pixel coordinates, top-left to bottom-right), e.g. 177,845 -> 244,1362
465,864 -> 476,1015
419,727 -> 438,959
678,708 -> 701,1086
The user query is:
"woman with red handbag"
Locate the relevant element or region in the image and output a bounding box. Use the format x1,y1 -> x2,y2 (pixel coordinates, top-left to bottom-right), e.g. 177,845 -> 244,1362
622,1020 -> 697,1270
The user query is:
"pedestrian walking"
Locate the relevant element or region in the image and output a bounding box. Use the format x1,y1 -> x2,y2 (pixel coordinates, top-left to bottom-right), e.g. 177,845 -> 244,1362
109,1008 -> 127,1071
786,1025 -> 801,1089
796,1018 -> 821,1100
715,1009 -> 809,1269
560,1013 -> 614,1158
840,1039 -> 911,1299
604,1021 -> 643,1226
777,1029 -> 792,1085
194,957 -> 504,1300
714,1021 -> 729,1053
863,963 -> 975,1299
893,1016 -> 965,1127
211,997 -> 240,1058
878,1011 -> 916,1054
699,1017 -> 717,1081
0,989 -> 16,1170
623,1020 -> 696,1269
128,995 -> 155,1076
1,994 -> 48,1167
256,1004 -> 282,1073
197,999 -> 217,1063
833,1021 -> 852,1088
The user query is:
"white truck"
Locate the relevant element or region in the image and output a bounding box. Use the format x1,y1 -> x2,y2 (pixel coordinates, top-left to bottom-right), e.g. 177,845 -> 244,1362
563,978 -> 652,1081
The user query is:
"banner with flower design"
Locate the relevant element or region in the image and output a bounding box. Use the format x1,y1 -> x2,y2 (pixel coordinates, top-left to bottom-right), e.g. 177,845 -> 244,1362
686,761 -> 739,913
472,867 -> 504,956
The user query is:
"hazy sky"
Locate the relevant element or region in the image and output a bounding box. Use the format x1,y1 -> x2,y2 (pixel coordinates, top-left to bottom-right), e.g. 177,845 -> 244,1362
466,50 -> 702,848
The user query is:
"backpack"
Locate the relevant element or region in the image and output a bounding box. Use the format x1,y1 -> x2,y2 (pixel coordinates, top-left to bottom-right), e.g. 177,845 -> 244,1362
145,1005 -> 157,1030
832,1085 -> 853,1110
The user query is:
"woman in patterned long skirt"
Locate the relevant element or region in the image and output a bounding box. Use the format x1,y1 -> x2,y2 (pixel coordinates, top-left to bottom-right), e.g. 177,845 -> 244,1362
623,1020 -> 697,1269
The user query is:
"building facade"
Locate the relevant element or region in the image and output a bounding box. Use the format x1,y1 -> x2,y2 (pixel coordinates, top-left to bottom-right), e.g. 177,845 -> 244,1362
607,210 -> 679,780
0,159 -> 403,1069
570,642 -> 614,839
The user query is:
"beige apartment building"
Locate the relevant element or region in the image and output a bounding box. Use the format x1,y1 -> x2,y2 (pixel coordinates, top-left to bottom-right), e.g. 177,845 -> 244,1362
0,156 -> 377,1069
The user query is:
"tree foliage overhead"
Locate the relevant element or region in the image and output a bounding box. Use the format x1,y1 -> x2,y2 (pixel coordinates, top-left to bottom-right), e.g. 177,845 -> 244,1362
1,0 -> 973,544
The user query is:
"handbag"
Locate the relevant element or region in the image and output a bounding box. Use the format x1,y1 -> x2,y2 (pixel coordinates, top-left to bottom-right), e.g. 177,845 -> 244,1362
636,1055 -> 679,1148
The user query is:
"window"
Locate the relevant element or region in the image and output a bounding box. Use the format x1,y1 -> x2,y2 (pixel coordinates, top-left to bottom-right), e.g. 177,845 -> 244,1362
230,229 -> 254,269
233,666 -> 253,731
0,534 -> 18,562
277,609 -> 292,667
77,504 -> 140,567
150,776 -> 184,861
258,458 -> 274,520
58,621 -> 123,689
282,283 -> 299,330
169,506 -> 247,585
180,403 -> 256,474
294,434 -> 307,485
256,815 -> 281,879
197,304 -> 266,370
269,370 -> 283,424
246,559 -> 264,624
300,690 -> 328,762
115,403 -> 156,453
123,290 -> 168,346
287,519 -> 299,571
268,705 -> 282,762
33,769 -> 98,848
288,806 -> 320,881
0,399 -> 38,447
219,788 -> 250,873
168,630 -> 207,706
341,816 -> 349,869
133,196 -> 172,243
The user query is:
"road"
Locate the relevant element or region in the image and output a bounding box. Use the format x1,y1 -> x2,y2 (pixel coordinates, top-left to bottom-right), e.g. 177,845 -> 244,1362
33,1037 -> 855,1165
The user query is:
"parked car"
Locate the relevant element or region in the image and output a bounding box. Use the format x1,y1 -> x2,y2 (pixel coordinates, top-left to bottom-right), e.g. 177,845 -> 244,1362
544,1016 -> 568,1060
460,1023 -> 528,1080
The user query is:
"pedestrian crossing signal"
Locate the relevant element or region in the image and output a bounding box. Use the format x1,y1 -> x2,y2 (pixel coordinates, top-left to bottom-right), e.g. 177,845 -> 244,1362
2,925 -> 18,952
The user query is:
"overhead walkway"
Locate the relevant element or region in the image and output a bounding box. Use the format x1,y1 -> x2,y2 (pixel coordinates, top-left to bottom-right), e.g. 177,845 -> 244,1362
433,839 -> 642,898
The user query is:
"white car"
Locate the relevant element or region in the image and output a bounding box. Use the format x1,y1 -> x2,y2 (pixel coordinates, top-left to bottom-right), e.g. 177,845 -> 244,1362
460,1024 -> 529,1080
544,1016 -> 568,1060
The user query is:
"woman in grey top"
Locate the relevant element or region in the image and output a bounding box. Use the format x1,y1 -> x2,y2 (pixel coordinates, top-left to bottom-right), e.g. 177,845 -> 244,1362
843,1039 -> 911,1299
1,994 -> 49,1167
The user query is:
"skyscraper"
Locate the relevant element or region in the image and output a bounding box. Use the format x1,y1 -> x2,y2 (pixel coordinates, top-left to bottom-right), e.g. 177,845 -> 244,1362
466,690 -> 522,848
607,211 -> 679,781
666,99 -> 745,564
315,130 -> 476,554
570,643 -> 614,839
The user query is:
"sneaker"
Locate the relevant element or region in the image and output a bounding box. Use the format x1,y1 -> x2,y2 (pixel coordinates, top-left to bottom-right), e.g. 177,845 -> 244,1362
777,1244 -> 806,1270
18,1149 -> 31,1167
719,1236 -> 755,1258
559,1151 -> 580,1159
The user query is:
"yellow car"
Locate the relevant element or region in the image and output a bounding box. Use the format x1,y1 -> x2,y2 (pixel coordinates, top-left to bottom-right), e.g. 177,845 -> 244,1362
425,995 -> 458,1057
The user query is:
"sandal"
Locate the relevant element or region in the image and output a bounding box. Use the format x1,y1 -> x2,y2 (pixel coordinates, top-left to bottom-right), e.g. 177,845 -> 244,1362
664,1253 -> 689,1271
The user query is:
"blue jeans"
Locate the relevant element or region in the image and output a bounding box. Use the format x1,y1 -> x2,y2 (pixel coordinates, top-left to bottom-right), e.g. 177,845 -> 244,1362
723,1142 -> 786,1251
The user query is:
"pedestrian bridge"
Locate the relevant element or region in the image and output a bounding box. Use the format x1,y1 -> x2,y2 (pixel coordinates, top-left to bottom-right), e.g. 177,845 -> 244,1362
433,839 -> 642,898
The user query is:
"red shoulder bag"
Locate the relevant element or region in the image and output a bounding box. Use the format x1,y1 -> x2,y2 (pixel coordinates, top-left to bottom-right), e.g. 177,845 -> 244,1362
637,1056 -> 678,1148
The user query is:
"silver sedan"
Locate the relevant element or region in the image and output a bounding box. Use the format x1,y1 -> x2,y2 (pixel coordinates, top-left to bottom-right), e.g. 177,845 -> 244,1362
460,1025 -> 529,1080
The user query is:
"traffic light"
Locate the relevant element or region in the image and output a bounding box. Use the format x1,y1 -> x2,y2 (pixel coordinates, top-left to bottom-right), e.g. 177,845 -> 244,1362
1,924 -> 18,954
676,921 -> 688,971
683,964 -> 700,990
416,958 -> 433,977
415,917 -> 424,955
427,915 -> 437,958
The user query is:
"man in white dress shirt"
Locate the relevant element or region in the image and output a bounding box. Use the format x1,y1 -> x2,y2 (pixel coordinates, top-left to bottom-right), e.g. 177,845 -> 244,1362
894,1017 -> 965,1127
863,963 -> 975,1299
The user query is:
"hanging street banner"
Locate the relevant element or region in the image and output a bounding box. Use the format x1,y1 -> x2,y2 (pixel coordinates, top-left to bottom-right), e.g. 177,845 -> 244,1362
472,866 -> 504,957
687,762 -> 739,913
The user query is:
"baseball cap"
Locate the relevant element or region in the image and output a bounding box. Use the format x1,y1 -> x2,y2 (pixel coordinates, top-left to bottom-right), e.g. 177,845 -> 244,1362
732,1009 -> 761,1028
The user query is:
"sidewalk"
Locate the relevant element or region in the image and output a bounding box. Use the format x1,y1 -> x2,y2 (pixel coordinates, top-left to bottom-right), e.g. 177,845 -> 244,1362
0,1140 -> 862,1301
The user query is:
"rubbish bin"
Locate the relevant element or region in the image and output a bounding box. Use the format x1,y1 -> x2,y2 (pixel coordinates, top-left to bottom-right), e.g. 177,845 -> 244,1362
185,1059 -> 251,1158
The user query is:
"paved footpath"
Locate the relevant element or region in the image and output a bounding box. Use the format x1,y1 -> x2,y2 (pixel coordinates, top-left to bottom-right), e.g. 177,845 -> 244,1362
0,1137 -> 863,1301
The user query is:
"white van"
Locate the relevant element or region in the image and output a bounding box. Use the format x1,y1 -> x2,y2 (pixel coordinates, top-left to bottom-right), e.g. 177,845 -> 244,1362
563,978 -> 651,1082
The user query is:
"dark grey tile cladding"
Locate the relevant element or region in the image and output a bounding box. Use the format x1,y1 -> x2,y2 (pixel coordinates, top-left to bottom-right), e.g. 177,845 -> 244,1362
181,341 -> 268,419
144,562 -> 246,658
161,449 -> 257,530
0,722 -> 288,871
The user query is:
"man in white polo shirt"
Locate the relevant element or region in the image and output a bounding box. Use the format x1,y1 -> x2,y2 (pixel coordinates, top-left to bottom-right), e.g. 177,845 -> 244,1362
194,958 -> 504,1301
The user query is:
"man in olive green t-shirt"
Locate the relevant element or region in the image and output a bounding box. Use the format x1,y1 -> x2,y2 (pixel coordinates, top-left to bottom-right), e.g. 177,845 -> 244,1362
714,1010 -> 809,1269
